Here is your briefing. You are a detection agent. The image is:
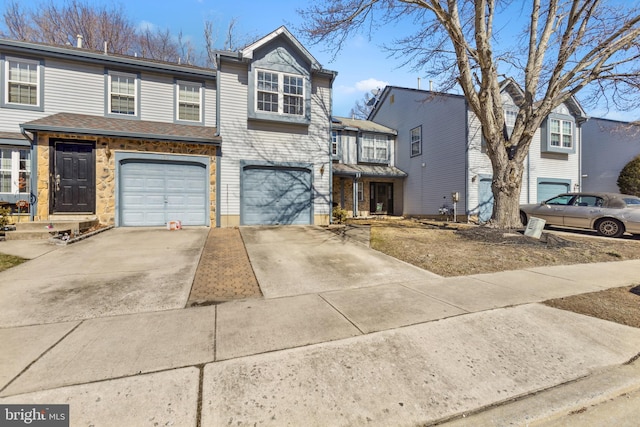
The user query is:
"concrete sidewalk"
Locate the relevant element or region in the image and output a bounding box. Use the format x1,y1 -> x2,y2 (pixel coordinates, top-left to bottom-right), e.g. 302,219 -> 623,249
1,254 -> 640,425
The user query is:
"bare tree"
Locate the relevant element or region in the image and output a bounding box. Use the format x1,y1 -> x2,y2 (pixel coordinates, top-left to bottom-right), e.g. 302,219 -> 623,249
349,92 -> 377,119
136,26 -> 180,62
299,0 -> 640,228
2,0 -> 138,54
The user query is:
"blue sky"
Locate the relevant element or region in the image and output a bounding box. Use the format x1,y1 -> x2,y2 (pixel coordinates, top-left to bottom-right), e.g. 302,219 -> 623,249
8,0 -> 637,120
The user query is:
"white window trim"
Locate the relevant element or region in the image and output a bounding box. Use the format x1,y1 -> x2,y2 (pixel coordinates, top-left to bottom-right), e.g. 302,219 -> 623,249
331,131 -> 341,158
0,148 -> 30,194
550,118 -> 573,148
357,181 -> 364,202
410,126 -> 422,157
108,70 -> 138,116
360,133 -> 389,163
176,80 -> 203,123
255,68 -> 305,117
4,56 -> 40,107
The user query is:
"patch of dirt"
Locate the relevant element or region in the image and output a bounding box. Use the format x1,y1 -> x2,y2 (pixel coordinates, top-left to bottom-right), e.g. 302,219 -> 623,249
365,218 -> 640,329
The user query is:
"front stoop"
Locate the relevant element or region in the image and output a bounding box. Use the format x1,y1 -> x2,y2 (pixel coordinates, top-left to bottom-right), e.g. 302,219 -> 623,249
4,218 -> 99,241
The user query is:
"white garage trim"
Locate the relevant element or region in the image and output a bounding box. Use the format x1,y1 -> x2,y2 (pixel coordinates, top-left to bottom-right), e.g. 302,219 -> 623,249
240,161 -> 313,226
115,152 -> 210,227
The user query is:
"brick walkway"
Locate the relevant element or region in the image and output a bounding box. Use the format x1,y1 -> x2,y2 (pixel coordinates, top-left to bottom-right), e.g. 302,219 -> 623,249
187,228 -> 262,306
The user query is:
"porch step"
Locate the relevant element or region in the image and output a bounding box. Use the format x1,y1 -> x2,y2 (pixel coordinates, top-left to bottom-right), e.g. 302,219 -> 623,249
4,219 -> 99,241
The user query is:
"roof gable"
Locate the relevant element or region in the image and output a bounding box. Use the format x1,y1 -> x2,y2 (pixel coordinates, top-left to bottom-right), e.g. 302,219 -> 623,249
240,26 -> 322,71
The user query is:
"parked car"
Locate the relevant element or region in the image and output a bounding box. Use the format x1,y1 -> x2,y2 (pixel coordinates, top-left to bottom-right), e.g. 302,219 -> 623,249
520,192 -> 640,238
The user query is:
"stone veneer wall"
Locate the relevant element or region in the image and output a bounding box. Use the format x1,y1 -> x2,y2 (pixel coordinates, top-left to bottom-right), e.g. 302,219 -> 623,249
35,133 -> 218,226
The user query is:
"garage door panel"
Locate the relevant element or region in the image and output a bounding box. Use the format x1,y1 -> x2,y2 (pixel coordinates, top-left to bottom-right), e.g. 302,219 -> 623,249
242,167 -> 312,225
120,160 -> 208,226
538,181 -> 570,203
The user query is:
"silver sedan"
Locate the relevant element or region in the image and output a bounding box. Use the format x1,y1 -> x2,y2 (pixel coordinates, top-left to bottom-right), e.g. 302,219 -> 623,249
520,192 -> 640,238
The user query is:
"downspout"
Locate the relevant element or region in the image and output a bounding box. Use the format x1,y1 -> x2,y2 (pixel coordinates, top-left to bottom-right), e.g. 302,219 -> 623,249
215,52 -> 221,228
20,127 -> 37,221
327,70 -> 337,225
464,100 -> 469,221
353,172 -> 361,217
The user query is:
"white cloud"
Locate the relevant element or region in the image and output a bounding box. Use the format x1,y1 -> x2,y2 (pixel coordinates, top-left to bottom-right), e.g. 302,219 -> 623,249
355,78 -> 388,93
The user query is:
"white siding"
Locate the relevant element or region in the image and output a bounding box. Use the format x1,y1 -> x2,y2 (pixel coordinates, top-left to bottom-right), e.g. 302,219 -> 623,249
218,61 -> 331,221
372,88 -> 467,215
582,118 -> 640,193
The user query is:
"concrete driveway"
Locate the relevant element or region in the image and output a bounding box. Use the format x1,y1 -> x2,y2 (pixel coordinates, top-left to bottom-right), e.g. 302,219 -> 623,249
241,226 -> 442,298
0,227 -> 208,327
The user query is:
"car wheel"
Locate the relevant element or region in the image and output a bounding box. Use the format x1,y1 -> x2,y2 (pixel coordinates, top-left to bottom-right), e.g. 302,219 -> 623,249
595,218 -> 625,238
520,211 -> 528,226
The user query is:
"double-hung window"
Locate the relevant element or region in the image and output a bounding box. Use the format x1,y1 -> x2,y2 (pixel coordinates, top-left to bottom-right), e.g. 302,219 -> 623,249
331,131 -> 341,158
108,71 -> 137,116
176,81 -> 202,122
360,134 -> 388,163
410,126 -> 422,156
0,148 -> 30,194
549,118 -> 573,148
4,57 -> 40,108
256,69 -> 304,116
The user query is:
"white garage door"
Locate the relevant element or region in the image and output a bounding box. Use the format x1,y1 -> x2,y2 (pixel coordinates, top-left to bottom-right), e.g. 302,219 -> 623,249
241,166 -> 312,225
120,160 -> 208,226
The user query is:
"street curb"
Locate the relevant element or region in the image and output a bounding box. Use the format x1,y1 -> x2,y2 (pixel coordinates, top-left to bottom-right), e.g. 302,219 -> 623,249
437,354 -> 640,426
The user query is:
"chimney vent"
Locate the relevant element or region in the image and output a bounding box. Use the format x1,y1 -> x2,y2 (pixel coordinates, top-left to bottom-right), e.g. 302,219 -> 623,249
76,35 -> 83,48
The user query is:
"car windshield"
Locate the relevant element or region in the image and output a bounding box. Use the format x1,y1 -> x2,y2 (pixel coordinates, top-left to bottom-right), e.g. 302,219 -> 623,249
624,197 -> 640,206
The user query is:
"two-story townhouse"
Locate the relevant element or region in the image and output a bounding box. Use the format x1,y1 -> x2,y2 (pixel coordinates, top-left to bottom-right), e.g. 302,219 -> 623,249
215,26 -> 336,226
1,26 -> 335,230
369,80 -> 587,222
0,37 -> 219,227
581,117 -> 640,193
331,116 -> 406,217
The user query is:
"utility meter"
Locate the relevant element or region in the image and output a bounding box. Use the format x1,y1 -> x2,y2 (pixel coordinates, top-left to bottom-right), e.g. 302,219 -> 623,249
451,192 -> 460,203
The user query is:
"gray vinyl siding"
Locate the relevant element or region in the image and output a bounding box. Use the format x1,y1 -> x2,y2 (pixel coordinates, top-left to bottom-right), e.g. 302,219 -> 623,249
372,88 -> 467,216
582,118 -> 640,193
0,50 -> 217,133
218,60 -> 331,222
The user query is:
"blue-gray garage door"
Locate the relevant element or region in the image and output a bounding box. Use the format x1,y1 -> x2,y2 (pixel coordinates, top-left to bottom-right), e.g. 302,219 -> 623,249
120,160 -> 208,226
241,166 -> 312,225
537,180 -> 570,203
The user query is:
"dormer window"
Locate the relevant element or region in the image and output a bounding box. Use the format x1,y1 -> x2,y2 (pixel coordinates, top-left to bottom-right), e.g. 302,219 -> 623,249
256,69 -> 304,116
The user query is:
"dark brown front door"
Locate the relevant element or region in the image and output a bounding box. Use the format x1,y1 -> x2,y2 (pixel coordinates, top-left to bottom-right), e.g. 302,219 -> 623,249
52,141 -> 95,213
370,182 -> 393,215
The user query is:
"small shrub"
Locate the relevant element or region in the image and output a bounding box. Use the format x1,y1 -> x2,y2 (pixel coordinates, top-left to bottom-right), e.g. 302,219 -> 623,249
332,206 -> 348,224
0,206 -> 11,228
617,155 -> 640,196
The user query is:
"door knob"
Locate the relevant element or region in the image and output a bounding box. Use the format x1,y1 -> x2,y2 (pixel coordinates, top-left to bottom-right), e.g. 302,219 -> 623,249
55,174 -> 61,191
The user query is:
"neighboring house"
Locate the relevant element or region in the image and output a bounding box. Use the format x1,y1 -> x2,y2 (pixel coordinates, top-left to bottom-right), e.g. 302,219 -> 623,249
215,26 -> 335,226
0,26 -> 335,228
368,80 -> 588,222
331,116 -> 406,217
581,117 -> 640,193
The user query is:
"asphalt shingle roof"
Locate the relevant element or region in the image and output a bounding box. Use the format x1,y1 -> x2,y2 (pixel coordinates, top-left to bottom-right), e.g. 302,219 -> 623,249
21,113 -> 220,145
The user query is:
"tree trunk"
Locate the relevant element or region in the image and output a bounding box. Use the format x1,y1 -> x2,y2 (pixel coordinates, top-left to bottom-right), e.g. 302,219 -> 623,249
490,158 -> 525,229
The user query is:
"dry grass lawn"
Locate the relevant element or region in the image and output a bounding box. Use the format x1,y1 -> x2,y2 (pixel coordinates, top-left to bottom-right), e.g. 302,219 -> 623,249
363,218 -> 640,328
